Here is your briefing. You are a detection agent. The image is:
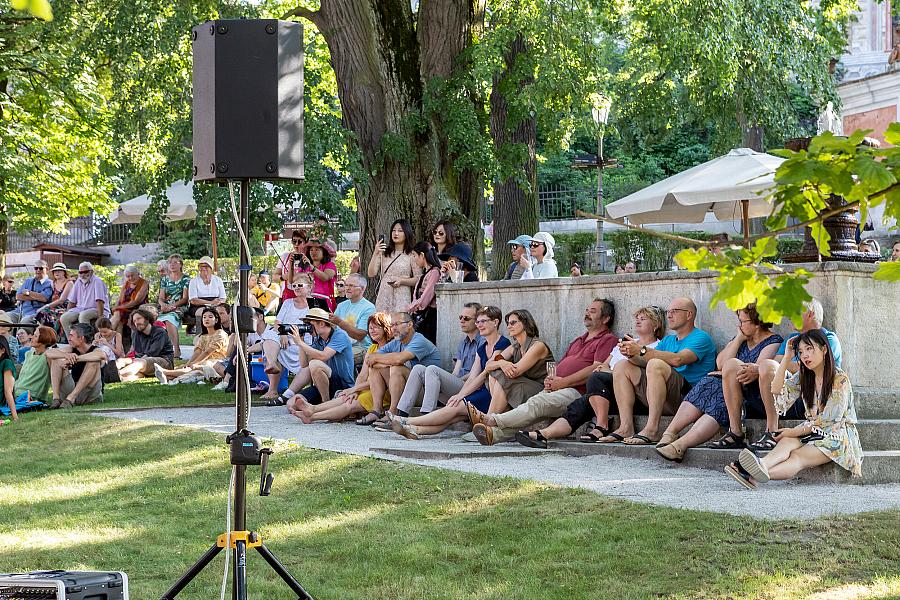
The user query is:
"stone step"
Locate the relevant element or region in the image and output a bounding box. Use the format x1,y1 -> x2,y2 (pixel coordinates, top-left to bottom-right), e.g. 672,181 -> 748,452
580,416 -> 900,451
855,390 -> 898,420
554,441 -> 900,484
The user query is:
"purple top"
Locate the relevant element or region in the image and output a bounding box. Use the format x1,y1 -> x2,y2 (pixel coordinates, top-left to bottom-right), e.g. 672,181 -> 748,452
67,275 -> 111,317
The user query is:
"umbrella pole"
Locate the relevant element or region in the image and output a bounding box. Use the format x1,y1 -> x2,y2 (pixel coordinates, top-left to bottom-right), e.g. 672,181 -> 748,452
210,214 -> 219,271
741,199 -> 750,249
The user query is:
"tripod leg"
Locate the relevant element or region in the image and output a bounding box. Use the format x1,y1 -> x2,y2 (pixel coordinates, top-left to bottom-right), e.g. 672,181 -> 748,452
160,543 -> 224,600
233,539 -> 247,600
255,543 -> 315,600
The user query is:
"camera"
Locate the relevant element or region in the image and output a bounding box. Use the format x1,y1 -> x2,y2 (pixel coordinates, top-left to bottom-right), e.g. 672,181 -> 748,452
278,322 -> 314,336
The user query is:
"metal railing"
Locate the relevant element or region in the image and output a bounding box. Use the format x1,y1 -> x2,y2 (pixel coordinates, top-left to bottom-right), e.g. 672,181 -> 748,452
482,185 -> 597,223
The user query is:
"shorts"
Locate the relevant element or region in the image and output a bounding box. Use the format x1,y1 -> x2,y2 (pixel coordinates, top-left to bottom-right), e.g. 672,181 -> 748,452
61,371 -> 103,405
137,356 -> 174,376
634,368 -> 690,416
298,373 -> 351,404
358,390 -> 389,413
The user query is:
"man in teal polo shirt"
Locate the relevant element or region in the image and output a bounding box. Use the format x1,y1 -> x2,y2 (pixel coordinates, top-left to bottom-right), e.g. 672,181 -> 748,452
611,296 -> 717,445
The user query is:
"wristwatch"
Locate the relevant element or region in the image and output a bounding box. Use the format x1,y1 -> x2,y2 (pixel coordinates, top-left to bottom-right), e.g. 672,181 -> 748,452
639,346 -> 647,357
25,290 -> 30,296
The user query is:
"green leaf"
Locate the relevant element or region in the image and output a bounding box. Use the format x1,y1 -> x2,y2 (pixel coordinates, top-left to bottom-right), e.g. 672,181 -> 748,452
873,262 -> 900,281
850,156 -> 896,194
674,248 -> 708,271
884,122 -> 900,146
808,222 -> 831,256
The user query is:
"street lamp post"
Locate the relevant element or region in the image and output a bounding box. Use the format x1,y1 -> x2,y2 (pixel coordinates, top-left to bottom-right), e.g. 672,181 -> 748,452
591,95 -> 611,272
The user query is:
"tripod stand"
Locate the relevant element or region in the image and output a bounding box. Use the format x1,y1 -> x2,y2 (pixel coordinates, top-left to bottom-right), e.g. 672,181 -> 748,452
160,180 -> 313,600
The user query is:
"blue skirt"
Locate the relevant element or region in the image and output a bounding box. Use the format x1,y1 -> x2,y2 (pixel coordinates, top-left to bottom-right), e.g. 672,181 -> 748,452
464,386 -> 492,413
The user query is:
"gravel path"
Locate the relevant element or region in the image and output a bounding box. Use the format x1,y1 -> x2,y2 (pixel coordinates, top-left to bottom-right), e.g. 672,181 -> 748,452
96,406 -> 900,520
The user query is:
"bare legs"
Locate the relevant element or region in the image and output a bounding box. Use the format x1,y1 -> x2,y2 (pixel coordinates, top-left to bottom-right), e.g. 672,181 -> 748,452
293,395 -> 365,423
722,357 -> 747,436
757,359 -> 781,431
402,402 -> 468,435
486,376 -> 509,413
660,402 -> 720,453
760,437 -> 831,480
609,360 -> 641,439
261,340 -> 284,398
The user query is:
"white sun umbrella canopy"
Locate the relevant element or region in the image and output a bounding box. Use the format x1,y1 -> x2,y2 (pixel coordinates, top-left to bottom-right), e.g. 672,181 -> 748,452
605,148 -> 785,225
109,181 -> 197,224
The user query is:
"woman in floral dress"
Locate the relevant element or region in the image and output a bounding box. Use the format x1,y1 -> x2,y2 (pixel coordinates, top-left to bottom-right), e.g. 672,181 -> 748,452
726,328 -> 862,489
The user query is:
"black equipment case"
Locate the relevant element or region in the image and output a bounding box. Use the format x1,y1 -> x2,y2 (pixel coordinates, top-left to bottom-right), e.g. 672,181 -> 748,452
0,570 -> 129,600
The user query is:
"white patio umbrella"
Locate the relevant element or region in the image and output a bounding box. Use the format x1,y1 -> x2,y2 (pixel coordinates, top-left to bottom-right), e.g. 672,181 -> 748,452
605,148 -> 784,243
108,181 -> 197,224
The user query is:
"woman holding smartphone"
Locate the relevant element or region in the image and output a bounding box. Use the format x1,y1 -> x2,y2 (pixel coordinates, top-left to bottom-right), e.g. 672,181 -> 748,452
367,219 -> 421,313
726,329 -> 863,489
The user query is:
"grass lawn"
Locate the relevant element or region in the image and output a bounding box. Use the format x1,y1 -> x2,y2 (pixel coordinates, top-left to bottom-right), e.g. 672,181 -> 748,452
2,387 -> 899,599
73,379 -> 235,411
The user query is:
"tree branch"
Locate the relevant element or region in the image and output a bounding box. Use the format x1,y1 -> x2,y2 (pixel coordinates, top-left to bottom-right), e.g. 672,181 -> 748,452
281,5 -> 321,27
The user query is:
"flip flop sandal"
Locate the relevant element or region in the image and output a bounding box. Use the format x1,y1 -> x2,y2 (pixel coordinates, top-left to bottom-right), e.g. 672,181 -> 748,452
724,462 -> 757,490
597,432 -> 626,443
577,425 -> 611,443
515,430 -> 548,449
738,448 -> 770,483
265,396 -> 287,407
355,412 -> 381,426
623,434 -> 659,445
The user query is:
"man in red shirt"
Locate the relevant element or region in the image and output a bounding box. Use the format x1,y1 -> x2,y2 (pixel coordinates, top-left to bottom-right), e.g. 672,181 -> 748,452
471,298 -> 618,445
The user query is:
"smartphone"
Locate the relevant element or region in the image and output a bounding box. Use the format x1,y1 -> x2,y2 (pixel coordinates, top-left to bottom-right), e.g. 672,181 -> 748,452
378,234 -> 386,243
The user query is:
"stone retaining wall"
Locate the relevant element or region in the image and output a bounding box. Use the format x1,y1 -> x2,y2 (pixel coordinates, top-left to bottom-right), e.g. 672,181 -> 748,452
434,262 -> 899,405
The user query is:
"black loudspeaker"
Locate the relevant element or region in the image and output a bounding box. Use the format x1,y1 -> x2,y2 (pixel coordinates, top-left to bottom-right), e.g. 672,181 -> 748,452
192,19 -> 304,182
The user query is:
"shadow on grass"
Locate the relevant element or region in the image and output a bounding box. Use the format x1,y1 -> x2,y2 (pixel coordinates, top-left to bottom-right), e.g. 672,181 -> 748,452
1,414 -> 898,599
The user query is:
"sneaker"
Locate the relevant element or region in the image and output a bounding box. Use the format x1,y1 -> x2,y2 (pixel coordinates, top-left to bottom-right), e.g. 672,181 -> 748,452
211,380 -> 228,391
154,363 -> 168,385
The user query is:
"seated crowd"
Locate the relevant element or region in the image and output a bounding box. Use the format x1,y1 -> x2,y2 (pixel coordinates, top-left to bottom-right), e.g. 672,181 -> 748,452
0,229 -> 876,491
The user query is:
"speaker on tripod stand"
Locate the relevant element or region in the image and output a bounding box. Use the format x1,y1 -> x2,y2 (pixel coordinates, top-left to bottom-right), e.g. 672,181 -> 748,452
160,19 -> 312,600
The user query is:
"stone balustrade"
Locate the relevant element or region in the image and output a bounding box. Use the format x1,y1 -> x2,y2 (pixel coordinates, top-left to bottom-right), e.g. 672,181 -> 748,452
435,262 -> 899,410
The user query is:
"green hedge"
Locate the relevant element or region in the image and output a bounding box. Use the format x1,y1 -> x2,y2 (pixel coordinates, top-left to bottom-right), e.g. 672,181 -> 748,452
607,229 -> 713,272
551,232 -> 597,273
7,252 -> 357,303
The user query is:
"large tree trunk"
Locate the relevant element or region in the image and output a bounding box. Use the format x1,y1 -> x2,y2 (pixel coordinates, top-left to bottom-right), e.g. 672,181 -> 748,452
489,32 -> 538,280
286,0 -> 481,283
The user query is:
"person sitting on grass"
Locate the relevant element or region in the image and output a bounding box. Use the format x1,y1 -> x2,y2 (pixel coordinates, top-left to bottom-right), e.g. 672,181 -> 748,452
0,336 -> 17,420
45,322 -> 105,408
12,326 -> 58,407
726,329 -> 863,489
516,306 -> 665,448
257,275 -> 314,401
109,265 -> 149,336
116,308 -> 175,382
654,305 -> 782,462
153,307 -> 229,385
214,308 -> 269,392
746,298 -> 843,452
93,317 -> 125,362
394,302 -> 483,418
292,312 -> 394,423
267,308 -> 355,413
358,311 -> 441,428
469,299 -> 618,446
0,314 -> 19,364
606,297 -> 717,445
390,305 -> 509,439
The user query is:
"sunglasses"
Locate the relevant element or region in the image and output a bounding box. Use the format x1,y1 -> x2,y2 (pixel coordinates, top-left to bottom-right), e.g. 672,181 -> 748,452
34,267 -> 45,271
78,270 -> 91,275
529,242 -> 544,248
458,315 -> 473,322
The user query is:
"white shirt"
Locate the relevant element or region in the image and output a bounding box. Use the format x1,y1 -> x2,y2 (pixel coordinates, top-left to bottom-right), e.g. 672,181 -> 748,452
188,275 -> 226,301
607,339 -> 660,368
